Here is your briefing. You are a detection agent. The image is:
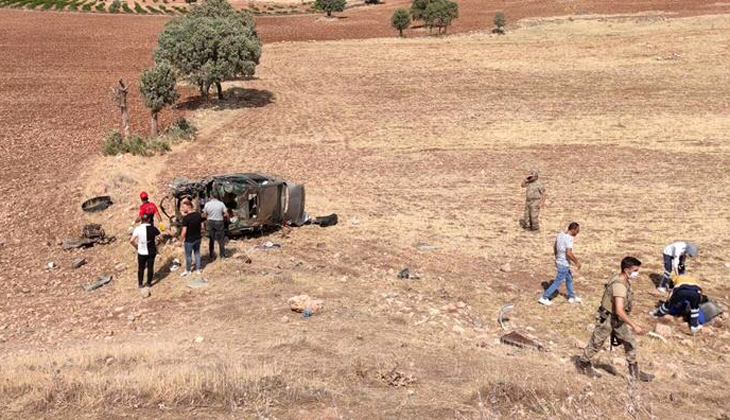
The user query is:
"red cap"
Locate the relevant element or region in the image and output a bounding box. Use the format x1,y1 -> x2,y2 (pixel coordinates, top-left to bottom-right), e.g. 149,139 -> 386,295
140,191 -> 149,200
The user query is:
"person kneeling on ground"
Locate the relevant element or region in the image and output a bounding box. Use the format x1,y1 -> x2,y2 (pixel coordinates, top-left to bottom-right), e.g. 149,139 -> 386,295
577,256 -> 654,382
539,222 -> 581,306
180,201 -> 204,277
650,273 -> 702,334
131,213 -> 160,289
658,241 -> 699,293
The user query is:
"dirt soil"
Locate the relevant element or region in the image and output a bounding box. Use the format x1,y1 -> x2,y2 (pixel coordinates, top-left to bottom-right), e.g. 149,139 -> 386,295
1,5 -> 730,419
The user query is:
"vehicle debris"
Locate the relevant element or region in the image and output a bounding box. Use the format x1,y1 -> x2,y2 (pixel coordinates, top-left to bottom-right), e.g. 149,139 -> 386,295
500,331 -> 544,351
398,268 -> 410,279
81,195 -> 113,213
187,278 -> 209,289
83,274 -> 113,291
415,242 -> 439,251
498,304 -> 514,330
255,241 -> 281,250
63,224 -> 115,250
71,258 -> 87,269
162,173 -> 337,236
169,258 -> 181,272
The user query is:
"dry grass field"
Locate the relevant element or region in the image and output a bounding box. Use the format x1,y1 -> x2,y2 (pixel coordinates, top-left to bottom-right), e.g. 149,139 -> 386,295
2,8 -> 730,420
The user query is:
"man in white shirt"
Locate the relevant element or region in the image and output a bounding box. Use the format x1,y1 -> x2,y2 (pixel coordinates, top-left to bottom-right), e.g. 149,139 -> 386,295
130,213 -> 160,289
658,241 -> 699,293
539,222 -> 582,306
203,193 -> 228,259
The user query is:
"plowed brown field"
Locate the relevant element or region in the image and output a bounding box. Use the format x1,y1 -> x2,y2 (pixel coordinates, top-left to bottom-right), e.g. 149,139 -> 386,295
1,4 -> 730,418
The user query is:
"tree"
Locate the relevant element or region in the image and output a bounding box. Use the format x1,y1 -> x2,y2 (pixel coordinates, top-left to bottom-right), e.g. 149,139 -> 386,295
410,0 -> 431,22
314,0 -> 346,17
139,62 -> 179,137
110,79 -> 130,139
423,0 -> 458,34
493,11 -> 506,34
391,8 -> 411,37
154,0 -> 262,100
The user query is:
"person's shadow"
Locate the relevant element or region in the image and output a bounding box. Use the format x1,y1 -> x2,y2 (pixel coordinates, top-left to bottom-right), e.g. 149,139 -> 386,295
540,280 -> 561,299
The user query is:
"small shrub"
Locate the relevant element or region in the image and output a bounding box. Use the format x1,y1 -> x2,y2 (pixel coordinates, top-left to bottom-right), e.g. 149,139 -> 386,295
108,0 -> 120,12
41,0 -> 52,9
134,1 -> 145,12
146,4 -> 160,12
164,117 -> 197,141
314,0 -> 345,17
94,1 -> 103,10
68,1 -> 77,10
391,8 -> 410,37
54,0 -> 67,10
101,130 -> 125,156
122,2 -> 131,12
81,1 -> 91,10
102,130 -> 175,157
493,11 -> 506,34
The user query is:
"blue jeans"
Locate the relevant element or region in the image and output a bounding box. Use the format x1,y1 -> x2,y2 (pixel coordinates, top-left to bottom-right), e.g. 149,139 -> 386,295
184,239 -> 201,272
660,253 -> 686,289
542,264 -> 576,299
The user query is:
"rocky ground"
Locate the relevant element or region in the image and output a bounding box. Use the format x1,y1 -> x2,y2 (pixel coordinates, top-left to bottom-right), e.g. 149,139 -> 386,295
1,6 -> 730,419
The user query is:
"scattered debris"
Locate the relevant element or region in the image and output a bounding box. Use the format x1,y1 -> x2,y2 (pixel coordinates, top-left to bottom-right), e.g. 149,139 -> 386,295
63,224 -> 115,250
351,218 -> 360,226
187,278 -> 209,289
194,336 -> 204,344
311,213 -> 338,227
114,263 -> 127,272
498,304 -> 514,330
398,268 -> 410,279
255,241 -> 281,250
169,259 -> 181,272
71,258 -> 87,269
0,241 -> 4,248
500,263 -> 511,273
127,313 -> 136,322
47,261 -> 56,270
140,287 -> 151,298
648,331 -> 668,343
415,242 -> 439,251
21,287 -> 31,294
380,369 -> 416,387
83,274 -> 113,291
288,294 -> 324,314
81,195 -> 113,213
500,331 -> 544,351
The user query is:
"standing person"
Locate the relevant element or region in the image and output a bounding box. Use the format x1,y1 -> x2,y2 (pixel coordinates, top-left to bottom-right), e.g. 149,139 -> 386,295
135,191 -> 162,225
650,273 -> 703,334
539,222 -> 582,305
577,256 -> 654,382
202,192 -> 227,259
519,170 -> 546,232
131,213 -> 161,289
180,201 -> 204,277
658,241 -> 699,293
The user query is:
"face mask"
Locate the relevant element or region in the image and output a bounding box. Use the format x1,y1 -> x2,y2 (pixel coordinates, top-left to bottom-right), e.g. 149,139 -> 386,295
629,271 -> 639,279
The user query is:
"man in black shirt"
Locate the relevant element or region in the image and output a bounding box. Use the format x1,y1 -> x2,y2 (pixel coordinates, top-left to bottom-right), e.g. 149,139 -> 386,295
180,202 -> 204,276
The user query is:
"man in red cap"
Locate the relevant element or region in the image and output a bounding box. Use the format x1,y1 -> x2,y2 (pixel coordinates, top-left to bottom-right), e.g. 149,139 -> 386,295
135,191 -> 162,225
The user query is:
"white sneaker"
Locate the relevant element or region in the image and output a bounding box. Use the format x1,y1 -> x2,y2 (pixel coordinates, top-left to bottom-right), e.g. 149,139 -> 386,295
180,270 -> 190,277
656,287 -> 667,294
648,309 -> 659,319
690,325 -> 703,334
538,297 -> 553,306
196,270 -> 202,276
568,296 -> 582,304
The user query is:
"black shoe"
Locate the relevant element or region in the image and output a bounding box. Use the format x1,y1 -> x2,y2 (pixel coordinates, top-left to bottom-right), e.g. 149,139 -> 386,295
577,359 -> 602,378
628,363 -> 654,382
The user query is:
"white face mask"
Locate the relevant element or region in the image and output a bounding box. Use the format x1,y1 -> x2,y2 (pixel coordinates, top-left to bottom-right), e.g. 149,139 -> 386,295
629,271 -> 639,279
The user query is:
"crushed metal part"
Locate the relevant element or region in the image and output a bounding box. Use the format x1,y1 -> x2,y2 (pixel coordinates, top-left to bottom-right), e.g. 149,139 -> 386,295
498,304 -> 514,331
500,331 -> 544,351
71,258 -> 87,269
63,224 -> 115,250
83,274 -> 113,291
81,196 -> 113,213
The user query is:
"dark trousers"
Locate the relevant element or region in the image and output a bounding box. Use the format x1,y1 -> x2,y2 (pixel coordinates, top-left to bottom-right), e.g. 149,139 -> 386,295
657,285 -> 701,328
137,253 -> 156,288
207,220 -> 226,259
660,254 -> 686,289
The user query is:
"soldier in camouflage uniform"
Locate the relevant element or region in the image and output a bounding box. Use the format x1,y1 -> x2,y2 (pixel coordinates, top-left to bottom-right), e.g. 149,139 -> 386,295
519,170 -> 546,231
577,256 -> 654,382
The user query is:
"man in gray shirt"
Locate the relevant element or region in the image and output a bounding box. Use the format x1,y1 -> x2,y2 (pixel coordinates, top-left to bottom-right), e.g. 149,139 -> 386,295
203,193 -> 228,259
539,222 -> 582,306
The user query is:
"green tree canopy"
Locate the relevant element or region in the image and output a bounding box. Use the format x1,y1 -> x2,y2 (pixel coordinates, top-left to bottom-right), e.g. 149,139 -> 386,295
391,8 -> 411,37
154,0 -> 262,100
139,62 -> 179,136
410,0 -> 431,22
423,0 -> 458,33
314,0 -> 346,17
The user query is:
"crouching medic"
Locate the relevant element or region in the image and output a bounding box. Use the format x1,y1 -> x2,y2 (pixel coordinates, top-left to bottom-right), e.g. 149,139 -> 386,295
577,256 -> 654,382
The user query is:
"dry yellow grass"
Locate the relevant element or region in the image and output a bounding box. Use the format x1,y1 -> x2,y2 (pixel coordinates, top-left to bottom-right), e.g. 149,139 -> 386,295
3,12 -> 730,419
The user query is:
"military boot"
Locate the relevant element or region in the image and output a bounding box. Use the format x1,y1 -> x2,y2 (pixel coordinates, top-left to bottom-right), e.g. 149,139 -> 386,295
628,363 -> 654,382
576,359 -> 602,378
